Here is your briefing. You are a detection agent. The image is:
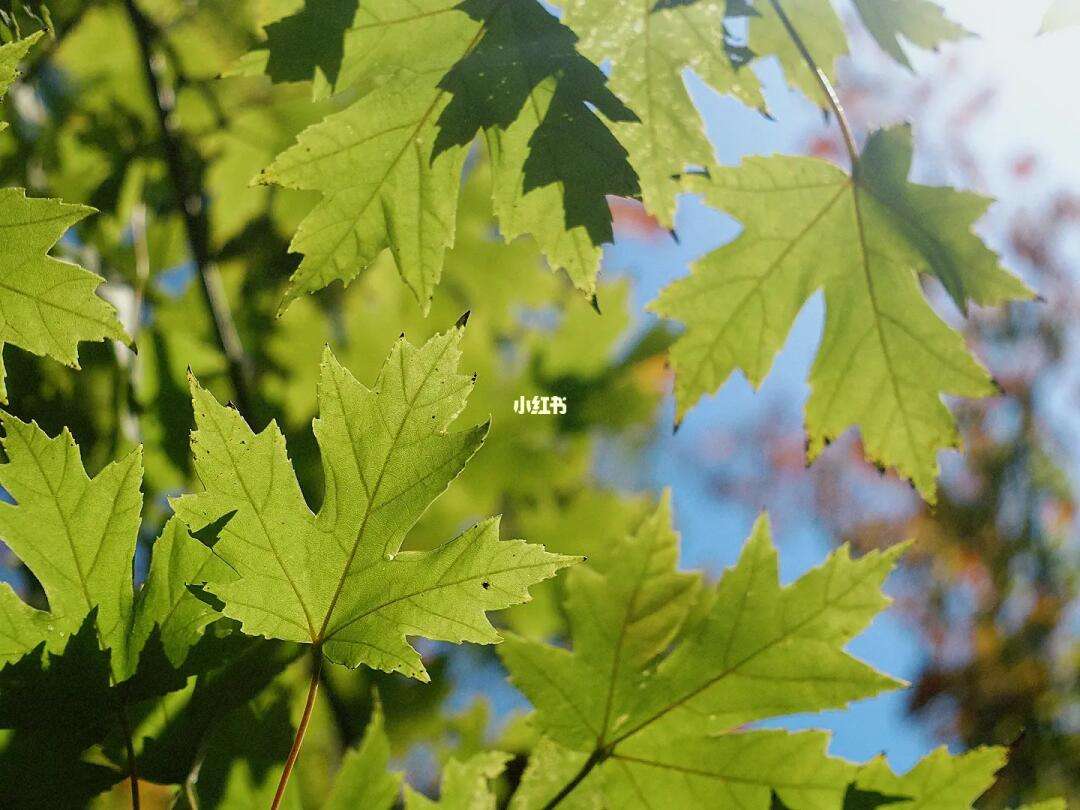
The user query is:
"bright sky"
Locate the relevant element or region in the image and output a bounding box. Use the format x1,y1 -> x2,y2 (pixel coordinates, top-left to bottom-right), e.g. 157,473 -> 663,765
915,0 -> 1080,184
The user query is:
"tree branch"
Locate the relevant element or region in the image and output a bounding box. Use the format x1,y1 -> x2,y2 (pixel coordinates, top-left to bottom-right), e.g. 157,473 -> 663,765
121,0 -> 255,419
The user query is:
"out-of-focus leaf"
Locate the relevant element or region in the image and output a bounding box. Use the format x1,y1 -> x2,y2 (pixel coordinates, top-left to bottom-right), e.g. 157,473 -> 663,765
749,0 -> 848,106
852,0 -> 969,69
1040,0 -> 1080,33
406,750 -> 510,810
325,693 -> 402,810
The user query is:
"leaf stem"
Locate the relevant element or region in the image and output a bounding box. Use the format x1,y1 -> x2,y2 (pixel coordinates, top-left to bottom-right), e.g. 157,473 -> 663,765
115,699 -> 141,810
766,0 -> 860,174
270,649 -> 323,810
121,0 -> 256,419
539,747 -> 606,810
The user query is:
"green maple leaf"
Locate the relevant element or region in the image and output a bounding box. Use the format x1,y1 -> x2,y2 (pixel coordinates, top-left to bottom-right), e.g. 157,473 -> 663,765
651,126 -> 1032,500
436,0 -> 639,298
1041,0 -> 1080,33
557,0 -> 763,228
749,0 -> 848,106
253,0 -> 636,312
326,693 -> 403,810
257,65 -> 474,314
0,416 -> 243,804
502,494 -> 903,809
231,0 -> 468,101
0,413 -> 226,680
851,0 -> 970,69
406,751 -> 510,810
854,747 -> 1007,809
172,324 -> 577,677
0,35 -> 128,402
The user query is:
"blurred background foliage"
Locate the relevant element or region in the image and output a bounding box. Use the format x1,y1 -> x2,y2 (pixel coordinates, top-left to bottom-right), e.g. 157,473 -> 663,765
0,0 -> 1075,807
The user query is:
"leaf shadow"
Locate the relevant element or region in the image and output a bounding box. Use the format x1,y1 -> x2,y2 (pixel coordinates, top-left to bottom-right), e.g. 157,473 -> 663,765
433,0 -> 640,246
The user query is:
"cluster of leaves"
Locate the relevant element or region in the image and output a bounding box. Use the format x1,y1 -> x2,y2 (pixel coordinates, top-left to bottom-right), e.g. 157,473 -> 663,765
0,0 -> 1072,808
695,12 -> 1080,805
237,0 -> 1035,501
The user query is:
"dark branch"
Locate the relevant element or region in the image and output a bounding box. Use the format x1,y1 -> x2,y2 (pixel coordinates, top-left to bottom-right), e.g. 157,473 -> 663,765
122,0 -> 255,419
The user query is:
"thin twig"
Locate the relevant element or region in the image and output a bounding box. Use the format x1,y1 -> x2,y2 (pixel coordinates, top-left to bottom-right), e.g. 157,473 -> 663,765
270,650 -> 323,810
121,0 -> 255,419
766,0 -> 860,174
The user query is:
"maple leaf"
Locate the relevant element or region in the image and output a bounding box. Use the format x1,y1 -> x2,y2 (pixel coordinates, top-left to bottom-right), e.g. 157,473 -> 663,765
749,0 -> 849,107
172,324 -> 577,677
851,0 -> 970,69
0,413 -> 226,679
854,747 -> 1012,809
253,0 -> 636,312
501,494 -> 902,809
257,67 -> 474,314
406,751 -> 510,810
0,414 -> 247,804
326,692 -> 403,810
436,0 -> 639,298
557,0 -> 763,228
651,126 -> 1032,500
0,35 -> 128,402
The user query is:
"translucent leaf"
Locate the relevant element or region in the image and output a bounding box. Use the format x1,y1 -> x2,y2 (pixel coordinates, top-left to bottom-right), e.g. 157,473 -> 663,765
651,126 -> 1032,500
250,0 -> 636,310
406,751 -> 510,810
502,497 -> 900,808
172,325 -> 577,677
0,413 -> 223,680
558,0 -> 763,227
852,0 -> 970,69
